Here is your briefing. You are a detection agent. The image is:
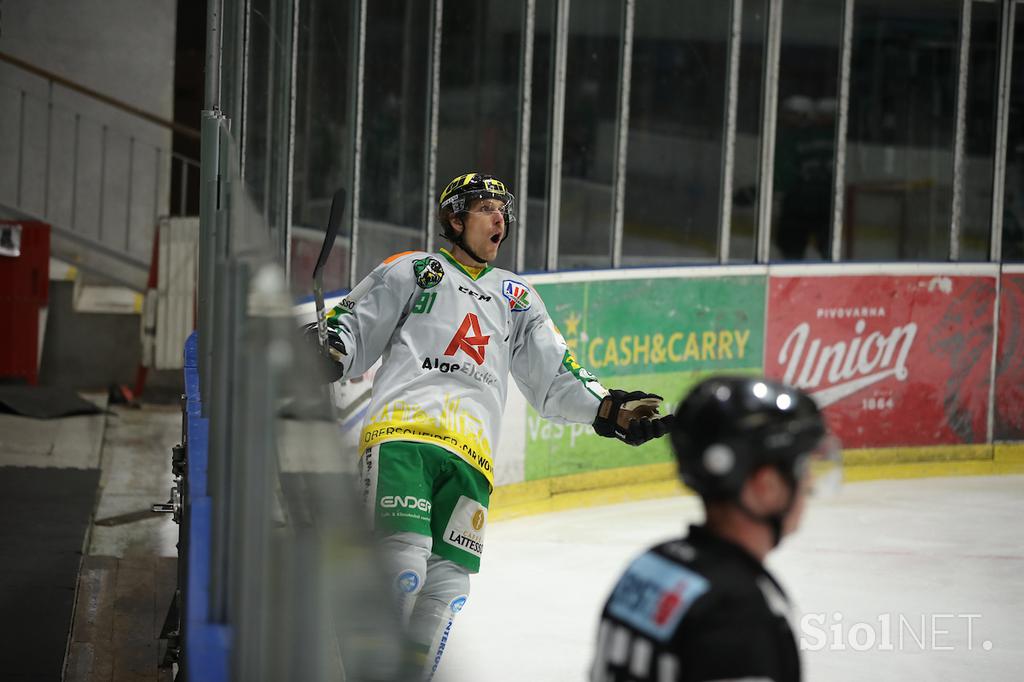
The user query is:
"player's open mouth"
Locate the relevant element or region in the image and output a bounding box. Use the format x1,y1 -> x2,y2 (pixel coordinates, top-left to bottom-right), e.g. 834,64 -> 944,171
490,234 -> 501,244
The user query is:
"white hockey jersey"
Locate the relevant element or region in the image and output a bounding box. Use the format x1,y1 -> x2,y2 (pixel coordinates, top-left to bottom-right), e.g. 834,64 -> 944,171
327,248 -> 608,488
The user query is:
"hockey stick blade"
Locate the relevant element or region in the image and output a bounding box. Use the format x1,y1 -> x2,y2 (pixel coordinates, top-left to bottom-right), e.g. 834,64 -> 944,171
313,187 -> 347,347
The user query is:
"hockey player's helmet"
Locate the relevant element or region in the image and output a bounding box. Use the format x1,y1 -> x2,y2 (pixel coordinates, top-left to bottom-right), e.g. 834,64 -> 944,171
670,376 -> 830,501
437,172 -> 516,245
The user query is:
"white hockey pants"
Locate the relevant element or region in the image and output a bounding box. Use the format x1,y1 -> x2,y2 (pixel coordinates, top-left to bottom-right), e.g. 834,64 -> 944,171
379,531 -> 470,681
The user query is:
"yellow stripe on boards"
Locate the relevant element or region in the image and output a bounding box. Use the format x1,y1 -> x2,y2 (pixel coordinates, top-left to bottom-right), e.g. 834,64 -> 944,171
843,444 -> 993,465
489,444 -> 1024,522
490,476 -> 689,522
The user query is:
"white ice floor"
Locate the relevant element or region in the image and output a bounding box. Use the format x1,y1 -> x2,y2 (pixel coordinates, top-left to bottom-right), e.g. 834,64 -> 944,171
443,476 -> 1024,682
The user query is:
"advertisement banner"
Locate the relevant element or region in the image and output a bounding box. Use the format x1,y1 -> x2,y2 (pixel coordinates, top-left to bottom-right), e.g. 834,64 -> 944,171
765,274 -> 996,448
995,272 -> 1024,440
525,275 -> 766,480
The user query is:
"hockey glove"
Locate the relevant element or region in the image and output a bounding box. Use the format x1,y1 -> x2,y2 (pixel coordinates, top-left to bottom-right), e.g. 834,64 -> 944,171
593,389 -> 674,446
301,321 -> 347,383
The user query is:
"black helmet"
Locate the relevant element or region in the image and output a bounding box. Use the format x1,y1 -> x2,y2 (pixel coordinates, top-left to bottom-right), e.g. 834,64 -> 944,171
437,172 -> 516,246
670,376 -> 826,501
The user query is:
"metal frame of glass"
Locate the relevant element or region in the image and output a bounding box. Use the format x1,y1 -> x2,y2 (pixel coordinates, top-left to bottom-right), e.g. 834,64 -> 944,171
424,0 -> 444,256
992,0 -> 1018,262
609,0 -> 635,268
275,0 -> 1024,289
756,0 -> 784,264
546,0 -> 570,272
950,0 -> 973,261
346,0 -> 367,289
515,0 -> 537,272
719,0 -> 744,263
193,1 -> 1024,673
831,0 -> 855,262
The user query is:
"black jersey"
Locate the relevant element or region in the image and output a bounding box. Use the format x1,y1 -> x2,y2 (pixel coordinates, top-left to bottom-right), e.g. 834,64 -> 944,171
590,525 -> 800,682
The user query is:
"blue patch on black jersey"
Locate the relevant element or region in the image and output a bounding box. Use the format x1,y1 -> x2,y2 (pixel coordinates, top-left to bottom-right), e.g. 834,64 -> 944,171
607,552 -> 709,642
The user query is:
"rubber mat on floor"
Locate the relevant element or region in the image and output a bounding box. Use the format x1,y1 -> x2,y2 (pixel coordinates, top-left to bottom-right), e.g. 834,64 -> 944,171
0,466 -> 100,680
0,386 -> 105,419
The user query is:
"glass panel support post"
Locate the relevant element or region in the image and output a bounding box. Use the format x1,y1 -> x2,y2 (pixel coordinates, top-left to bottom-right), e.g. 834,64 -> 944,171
546,0 -> 571,272
950,0 -> 973,261
831,0 -> 855,262
424,0 -> 444,255
755,0 -> 784,263
990,0 -> 1017,262
718,0 -> 744,263
610,0 -> 635,269
515,0 -> 536,273
347,0 -> 368,289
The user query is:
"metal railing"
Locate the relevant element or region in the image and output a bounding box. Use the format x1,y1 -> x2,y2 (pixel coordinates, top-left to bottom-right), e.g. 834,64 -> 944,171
0,50 -> 201,289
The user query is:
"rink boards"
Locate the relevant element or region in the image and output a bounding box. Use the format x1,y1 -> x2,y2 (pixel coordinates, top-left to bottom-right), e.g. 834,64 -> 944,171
305,262 -> 1024,519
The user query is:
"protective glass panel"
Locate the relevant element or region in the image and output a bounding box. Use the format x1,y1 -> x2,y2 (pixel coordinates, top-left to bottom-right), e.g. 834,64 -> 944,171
291,0 -> 355,297
844,0 -> 960,261
438,0 -> 525,272
242,0 -> 273,215
771,0 -> 843,261
356,0 -> 432,280
200,5 -> 497,679
240,0 -> 295,260
621,1 -> 731,266
958,1 -> 1001,261
1004,5 -> 1024,261
557,0 -> 623,270
730,0 -> 768,263
205,118 -> 408,682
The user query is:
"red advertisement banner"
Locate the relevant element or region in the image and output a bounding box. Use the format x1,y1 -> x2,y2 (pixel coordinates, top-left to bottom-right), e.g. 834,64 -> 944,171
766,274 -> 996,448
995,273 -> 1024,440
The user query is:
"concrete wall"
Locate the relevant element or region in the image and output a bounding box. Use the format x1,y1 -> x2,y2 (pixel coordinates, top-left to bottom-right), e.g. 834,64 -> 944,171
0,0 -> 178,265
0,0 -> 176,119
39,280 -> 183,399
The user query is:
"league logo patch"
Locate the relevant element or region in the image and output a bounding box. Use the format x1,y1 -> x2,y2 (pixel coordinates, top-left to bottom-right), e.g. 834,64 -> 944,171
397,570 -> 421,594
502,279 -> 531,312
414,256 -> 445,289
449,595 -> 467,614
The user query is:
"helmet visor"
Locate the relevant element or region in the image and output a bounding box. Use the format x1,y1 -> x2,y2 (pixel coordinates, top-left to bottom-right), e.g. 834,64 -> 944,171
802,433 -> 843,497
442,190 -> 516,224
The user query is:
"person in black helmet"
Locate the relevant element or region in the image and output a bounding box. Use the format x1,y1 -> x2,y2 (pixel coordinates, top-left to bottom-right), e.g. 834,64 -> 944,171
589,375 -> 841,682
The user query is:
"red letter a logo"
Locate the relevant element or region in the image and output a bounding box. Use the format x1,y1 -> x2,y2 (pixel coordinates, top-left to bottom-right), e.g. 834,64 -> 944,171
444,313 -> 490,365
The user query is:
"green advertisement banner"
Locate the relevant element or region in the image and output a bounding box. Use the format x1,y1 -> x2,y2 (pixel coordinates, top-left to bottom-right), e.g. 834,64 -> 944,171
526,275 -> 766,481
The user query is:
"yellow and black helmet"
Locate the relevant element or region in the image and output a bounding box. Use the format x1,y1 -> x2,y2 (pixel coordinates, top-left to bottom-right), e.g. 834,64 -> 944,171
437,172 -> 516,245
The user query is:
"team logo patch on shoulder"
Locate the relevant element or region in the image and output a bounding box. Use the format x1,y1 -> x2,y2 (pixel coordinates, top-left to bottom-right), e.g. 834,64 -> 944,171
502,279 -> 531,312
414,256 -> 445,289
607,552 -> 709,642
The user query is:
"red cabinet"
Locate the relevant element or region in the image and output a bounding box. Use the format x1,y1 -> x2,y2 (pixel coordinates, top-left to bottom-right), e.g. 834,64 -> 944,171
0,221 -> 50,384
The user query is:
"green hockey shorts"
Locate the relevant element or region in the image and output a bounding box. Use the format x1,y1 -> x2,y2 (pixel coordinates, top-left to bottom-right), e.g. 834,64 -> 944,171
359,440 -> 491,573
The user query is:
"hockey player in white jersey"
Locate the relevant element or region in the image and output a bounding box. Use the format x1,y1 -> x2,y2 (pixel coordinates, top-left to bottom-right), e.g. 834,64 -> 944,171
305,172 -> 672,679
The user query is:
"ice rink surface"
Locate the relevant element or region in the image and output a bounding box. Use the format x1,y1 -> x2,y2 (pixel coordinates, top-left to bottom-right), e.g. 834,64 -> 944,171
443,476 -> 1024,682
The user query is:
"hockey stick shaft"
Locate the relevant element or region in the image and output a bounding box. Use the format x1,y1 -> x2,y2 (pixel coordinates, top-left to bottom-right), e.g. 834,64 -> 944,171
313,188 -> 347,348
